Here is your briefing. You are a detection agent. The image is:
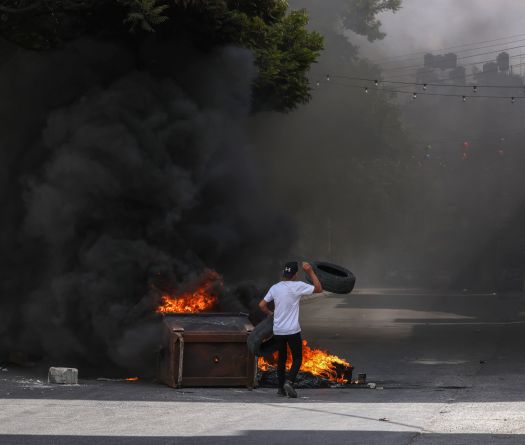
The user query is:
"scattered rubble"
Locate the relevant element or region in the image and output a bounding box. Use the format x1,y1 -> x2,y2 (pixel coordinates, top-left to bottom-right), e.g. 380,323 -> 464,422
258,370 -> 332,389
15,378 -> 53,389
48,367 -> 78,384
96,377 -> 139,382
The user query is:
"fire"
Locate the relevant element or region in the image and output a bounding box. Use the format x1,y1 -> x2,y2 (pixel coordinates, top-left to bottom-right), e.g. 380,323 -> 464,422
258,340 -> 352,384
125,377 -> 139,382
155,270 -> 221,314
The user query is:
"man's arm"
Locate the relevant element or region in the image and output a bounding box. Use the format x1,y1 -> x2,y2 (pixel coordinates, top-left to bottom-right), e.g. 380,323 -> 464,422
259,299 -> 273,316
303,262 -> 323,293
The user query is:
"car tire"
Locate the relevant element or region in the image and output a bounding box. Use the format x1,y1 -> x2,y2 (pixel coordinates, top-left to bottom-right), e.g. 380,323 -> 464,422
306,261 -> 356,294
247,316 -> 274,356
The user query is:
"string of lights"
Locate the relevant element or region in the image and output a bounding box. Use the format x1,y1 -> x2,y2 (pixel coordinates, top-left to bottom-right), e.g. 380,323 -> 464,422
325,80 -> 524,103
330,74 -> 525,90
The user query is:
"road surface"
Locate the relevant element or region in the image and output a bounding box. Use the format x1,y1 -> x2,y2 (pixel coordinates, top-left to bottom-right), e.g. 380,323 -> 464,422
2,289 -> 525,444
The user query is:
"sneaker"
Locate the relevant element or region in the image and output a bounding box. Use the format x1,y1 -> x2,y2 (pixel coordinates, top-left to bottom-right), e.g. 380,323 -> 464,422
283,380 -> 297,398
277,388 -> 286,397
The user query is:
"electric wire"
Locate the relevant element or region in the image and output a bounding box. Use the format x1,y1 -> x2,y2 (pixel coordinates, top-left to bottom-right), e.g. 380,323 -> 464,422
377,37 -> 525,66
385,57 -> 525,81
371,32 -> 525,63
380,43 -> 525,73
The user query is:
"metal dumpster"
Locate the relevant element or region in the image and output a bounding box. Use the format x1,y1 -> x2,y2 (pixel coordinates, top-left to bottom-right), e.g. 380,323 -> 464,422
157,313 -> 256,388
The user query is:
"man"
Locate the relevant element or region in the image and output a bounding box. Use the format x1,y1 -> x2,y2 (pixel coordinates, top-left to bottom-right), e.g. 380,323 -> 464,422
259,261 -> 323,398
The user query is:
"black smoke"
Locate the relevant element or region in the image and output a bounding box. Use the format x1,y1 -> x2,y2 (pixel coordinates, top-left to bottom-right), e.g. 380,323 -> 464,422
0,39 -> 291,374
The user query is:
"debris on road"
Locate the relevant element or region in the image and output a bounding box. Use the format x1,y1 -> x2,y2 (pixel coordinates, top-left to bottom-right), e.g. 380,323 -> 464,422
15,378 -> 53,389
356,373 -> 367,384
48,367 -> 78,385
96,377 -> 139,382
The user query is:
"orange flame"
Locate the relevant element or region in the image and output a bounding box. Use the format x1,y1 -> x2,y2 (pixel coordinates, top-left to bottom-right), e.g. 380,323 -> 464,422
258,340 -> 352,384
125,377 -> 139,382
155,270 -> 221,314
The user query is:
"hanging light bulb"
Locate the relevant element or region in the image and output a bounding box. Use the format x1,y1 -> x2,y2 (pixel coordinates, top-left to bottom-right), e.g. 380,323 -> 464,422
326,74 -> 331,81
462,95 -> 467,102
473,85 -> 478,93
374,79 -> 379,86
422,84 -> 427,91
364,86 -> 369,93
412,92 -> 417,100
511,96 -> 516,104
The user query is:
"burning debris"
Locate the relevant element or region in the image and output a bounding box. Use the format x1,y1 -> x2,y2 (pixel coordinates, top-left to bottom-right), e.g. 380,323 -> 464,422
155,271 -> 222,314
96,377 -> 140,382
258,340 -> 353,387
155,275 -> 353,389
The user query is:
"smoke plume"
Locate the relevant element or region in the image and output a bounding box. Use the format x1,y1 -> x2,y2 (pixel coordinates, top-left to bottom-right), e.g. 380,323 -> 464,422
0,39 -> 290,373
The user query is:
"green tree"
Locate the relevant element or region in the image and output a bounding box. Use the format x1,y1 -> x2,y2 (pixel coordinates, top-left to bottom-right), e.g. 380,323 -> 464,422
0,0 -> 323,112
342,0 -> 402,41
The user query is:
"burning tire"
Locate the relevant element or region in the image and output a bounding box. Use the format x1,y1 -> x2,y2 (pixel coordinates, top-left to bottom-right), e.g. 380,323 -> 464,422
307,261 -> 356,294
247,316 -> 276,356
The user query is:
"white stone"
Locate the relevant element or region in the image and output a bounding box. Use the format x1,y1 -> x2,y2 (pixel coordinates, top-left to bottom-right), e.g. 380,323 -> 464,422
48,367 -> 78,384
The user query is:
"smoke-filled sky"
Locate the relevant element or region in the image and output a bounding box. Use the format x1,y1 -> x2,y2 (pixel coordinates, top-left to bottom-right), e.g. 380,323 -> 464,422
254,0 -> 525,291
357,0 -> 525,60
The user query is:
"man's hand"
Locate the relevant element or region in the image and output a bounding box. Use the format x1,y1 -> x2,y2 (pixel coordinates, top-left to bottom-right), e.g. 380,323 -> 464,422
303,261 -> 323,294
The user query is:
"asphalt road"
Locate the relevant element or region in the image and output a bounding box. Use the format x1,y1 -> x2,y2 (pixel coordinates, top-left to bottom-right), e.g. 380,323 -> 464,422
2,289 -> 525,444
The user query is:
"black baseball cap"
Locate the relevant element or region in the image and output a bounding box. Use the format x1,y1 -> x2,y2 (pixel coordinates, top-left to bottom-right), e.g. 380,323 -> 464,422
283,261 -> 299,278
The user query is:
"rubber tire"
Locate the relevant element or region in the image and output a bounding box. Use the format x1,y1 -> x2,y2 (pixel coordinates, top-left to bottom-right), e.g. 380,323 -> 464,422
247,316 -> 274,356
306,261 -> 356,294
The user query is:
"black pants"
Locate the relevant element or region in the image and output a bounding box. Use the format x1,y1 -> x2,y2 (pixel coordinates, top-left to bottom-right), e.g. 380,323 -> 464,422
274,332 -> 302,388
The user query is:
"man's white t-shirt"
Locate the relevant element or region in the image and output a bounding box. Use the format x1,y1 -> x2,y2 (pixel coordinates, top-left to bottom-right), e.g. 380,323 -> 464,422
263,281 -> 315,335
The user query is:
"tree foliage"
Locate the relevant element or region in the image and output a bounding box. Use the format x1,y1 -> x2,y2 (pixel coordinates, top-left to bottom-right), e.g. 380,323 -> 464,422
122,0 -> 170,32
0,0 -> 323,112
342,0 -> 401,41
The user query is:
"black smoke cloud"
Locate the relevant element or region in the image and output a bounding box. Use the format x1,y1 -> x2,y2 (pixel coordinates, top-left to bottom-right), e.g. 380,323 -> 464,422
0,39 -> 290,373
